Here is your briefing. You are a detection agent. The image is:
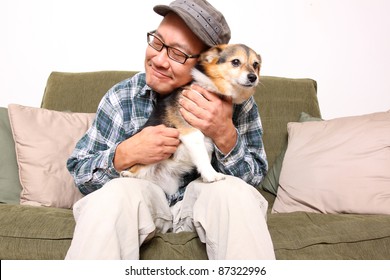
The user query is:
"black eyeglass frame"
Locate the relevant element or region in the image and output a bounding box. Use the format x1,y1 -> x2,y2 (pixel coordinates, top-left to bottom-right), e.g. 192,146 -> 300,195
147,31 -> 200,64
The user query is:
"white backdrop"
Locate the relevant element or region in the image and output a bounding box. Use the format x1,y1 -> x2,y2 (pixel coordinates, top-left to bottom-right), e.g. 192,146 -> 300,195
1,0 -> 389,119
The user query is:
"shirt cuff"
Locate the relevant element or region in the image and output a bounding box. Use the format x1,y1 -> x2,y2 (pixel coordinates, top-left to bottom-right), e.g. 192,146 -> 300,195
106,143 -> 121,177
214,129 -> 245,168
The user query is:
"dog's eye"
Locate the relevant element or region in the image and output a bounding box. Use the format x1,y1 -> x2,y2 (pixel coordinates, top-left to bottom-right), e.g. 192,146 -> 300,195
231,59 -> 241,67
253,62 -> 259,69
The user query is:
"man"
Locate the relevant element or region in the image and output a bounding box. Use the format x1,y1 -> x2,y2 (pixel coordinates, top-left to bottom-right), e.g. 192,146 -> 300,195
66,0 -> 275,260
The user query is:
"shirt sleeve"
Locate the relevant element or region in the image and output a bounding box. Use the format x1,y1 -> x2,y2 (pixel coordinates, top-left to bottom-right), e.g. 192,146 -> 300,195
212,97 -> 268,187
66,90 -> 126,195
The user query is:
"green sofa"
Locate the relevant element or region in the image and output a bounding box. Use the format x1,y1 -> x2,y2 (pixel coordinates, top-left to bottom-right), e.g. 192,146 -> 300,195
1,71 -> 390,260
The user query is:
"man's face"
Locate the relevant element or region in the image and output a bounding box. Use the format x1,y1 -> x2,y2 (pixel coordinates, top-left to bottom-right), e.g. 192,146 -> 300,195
145,13 -> 206,95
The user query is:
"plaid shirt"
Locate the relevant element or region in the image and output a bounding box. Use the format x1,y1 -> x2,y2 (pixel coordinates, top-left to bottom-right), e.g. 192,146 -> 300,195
67,72 -> 267,206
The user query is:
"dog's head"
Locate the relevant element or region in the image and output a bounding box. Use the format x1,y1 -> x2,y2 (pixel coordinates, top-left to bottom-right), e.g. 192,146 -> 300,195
192,44 -> 261,104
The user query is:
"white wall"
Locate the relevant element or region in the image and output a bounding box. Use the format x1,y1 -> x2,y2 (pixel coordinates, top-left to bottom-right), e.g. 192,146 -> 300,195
1,0 -> 389,119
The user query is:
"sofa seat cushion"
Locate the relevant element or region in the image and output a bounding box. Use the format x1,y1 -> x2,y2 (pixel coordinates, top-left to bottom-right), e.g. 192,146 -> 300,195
2,196 -> 390,260
0,204 -> 207,260
268,211 -> 390,260
140,232 -> 207,260
0,204 -> 74,259
257,190 -> 390,260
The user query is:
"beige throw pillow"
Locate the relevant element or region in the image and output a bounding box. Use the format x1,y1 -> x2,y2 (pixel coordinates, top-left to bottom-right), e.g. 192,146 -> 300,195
272,110 -> 390,214
8,104 -> 95,208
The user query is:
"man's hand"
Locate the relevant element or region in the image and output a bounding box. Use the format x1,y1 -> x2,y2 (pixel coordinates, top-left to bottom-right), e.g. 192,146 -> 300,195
114,125 -> 180,171
179,84 -> 237,154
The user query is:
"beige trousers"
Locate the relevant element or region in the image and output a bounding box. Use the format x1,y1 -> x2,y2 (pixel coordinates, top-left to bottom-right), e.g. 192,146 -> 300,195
65,175 -> 275,260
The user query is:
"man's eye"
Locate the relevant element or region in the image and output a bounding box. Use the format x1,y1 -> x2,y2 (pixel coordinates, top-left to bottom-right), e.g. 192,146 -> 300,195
170,48 -> 186,59
152,39 -> 163,48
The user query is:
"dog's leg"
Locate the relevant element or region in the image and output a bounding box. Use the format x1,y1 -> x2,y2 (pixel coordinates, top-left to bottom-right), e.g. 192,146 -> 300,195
180,130 -> 225,183
120,163 -> 182,195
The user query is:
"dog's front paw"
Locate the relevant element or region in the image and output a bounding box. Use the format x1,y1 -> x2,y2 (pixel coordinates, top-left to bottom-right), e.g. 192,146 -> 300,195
201,171 -> 226,183
120,170 -> 134,178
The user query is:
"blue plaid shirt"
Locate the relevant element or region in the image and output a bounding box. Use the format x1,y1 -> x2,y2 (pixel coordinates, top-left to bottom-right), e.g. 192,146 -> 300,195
67,72 -> 267,206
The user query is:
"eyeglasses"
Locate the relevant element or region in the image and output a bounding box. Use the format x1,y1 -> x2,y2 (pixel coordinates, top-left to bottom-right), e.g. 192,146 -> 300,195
147,31 -> 200,64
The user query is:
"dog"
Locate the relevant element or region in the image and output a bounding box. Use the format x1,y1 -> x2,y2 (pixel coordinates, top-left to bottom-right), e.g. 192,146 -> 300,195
121,44 -> 261,195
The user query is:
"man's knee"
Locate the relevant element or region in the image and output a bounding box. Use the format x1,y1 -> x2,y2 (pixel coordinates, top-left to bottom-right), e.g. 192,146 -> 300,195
87,178 -> 154,207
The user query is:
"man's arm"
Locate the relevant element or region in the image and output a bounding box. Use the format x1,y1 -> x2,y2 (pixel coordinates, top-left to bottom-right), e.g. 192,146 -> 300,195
114,125 -> 180,171
66,99 -> 124,195
67,80 -> 181,195
179,84 -> 267,186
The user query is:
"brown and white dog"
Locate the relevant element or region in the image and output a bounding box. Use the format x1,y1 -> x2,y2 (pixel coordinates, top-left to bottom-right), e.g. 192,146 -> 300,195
121,44 -> 261,195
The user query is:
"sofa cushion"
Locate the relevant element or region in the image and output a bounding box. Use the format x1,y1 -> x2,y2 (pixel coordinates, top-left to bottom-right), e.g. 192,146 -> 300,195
0,107 -> 22,204
0,204 -> 74,260
0,204 -> 207,260
41,71 -> 137,113
2,197 -> 390,260
255,77 -> 321,169
260,112 -> 322,195
272,110 -> 390,214
140,232 -> 207,260
258,190 -> 390,260
268,210 -> 390,260
8,104 -> 95,208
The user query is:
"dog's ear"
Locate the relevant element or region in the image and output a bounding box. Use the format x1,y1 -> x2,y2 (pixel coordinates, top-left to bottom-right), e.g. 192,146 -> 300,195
200,44 -> 227,64
252,53 -> 262,75
257,53 -> 262,64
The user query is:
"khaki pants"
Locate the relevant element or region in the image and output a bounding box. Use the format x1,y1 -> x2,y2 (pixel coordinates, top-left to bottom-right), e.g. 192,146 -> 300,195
65,175 -> 275,260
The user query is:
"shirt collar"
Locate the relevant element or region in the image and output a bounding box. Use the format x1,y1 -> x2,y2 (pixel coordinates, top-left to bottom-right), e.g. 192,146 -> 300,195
139,83 -> 158,102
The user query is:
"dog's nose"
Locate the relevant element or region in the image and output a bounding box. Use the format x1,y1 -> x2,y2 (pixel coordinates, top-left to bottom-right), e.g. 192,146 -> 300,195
248,73 -> 257,83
